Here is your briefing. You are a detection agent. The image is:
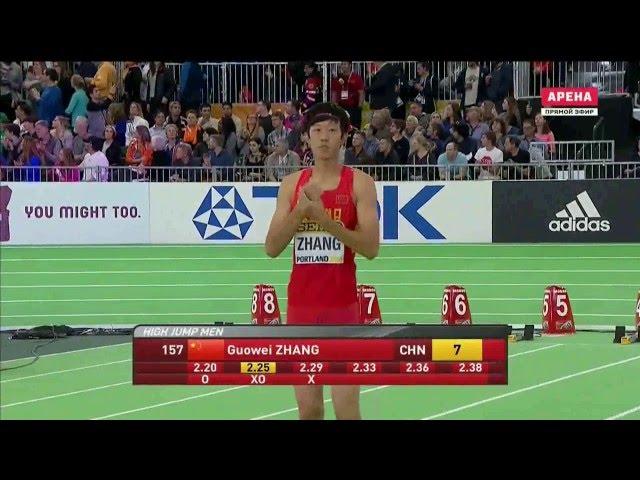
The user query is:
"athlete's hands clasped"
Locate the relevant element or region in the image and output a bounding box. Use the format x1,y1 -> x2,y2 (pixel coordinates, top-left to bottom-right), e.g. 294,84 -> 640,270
296,183 -> 326,222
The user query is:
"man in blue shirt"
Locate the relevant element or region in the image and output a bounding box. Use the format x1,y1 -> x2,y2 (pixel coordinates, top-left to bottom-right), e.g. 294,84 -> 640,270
206,134 -> 234,182
437,142 -> 469,180
32,69 -> 64,125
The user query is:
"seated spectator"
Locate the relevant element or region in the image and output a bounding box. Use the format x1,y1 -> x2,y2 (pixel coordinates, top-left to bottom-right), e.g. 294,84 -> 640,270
165,124 -> 180,161
373,136 -> 400,181
78,136 -> 109,182
218,116 -> 238,164
194,127 -> 217,159
238,138 -> 266,182
107,102 -> 127,148
182,110 -> 201,147
206,134 -> 235,182
15,135 -> 42,182
404,115 -> 419,138
221,101 -> 243,135
390,119 -> 409,166
149,111 -> 167,140
437,142 -> 469,181
503,135 -> 531,180
284,100 -> 302,132
31,68 -> 64,126
125,125 -> 152,181
363,124 -> 380,159
71,117 -> 90,163
534,113 -> 556,157
466,107 -> 490,142
256,100 -> 273,137
408,134 -> 438,181
491,117 -> 508,151
86,85 -> 111,139
165,101 -> 187,136
125,102 -> 149,147
370,108 -> 391,139
21,116 -> 37,138
294,131 -> 314,167
149,135 -> 171,182
408,101 -> 430,129
238,113 -> 265,157
519,118 -> 537,152
267,110 -> 290,154
1,124 -> 21,167
265,138 -> 301,181
345,130 -> 371,166
448,123 -> 478,158
502,96 -> 522,130
481,100 -> 497,124
474,131 -> 504,180
52,115 -> 73,150
441,102 -> 462,137
198,104 -> 216,130
13,101 -> 33,134
65,75 -> 89,127
35,119 -> 62,167
102,125 -> 122,166
55,148 -> 80,182
171,142 -> 200,182
426,123 -> 446,156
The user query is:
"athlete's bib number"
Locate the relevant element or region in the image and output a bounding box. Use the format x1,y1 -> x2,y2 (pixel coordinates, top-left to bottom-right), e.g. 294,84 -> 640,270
294,231 -> 344,264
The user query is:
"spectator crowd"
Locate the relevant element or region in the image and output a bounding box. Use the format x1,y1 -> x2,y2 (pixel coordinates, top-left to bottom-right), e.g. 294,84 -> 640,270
1,60 -> 636,183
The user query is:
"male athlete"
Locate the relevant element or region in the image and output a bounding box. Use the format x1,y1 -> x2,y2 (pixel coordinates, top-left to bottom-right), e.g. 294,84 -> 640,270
265,103 -> 380,420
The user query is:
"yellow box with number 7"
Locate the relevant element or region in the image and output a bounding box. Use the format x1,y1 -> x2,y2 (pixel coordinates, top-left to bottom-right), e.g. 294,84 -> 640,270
432,339 -> 483,361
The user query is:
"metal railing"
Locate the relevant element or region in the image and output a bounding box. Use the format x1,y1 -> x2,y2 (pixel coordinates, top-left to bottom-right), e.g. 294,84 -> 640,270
513,61 -> 627,99
2,162 -> 638,183
527,140 -> 615,163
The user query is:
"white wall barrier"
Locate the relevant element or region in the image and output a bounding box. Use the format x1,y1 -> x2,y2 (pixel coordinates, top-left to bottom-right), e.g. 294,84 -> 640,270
0,183 -> 150,245
0,181 -> 492,245
149,182 -> 492,244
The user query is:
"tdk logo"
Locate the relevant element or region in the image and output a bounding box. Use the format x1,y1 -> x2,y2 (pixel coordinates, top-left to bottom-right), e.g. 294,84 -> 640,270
382,185 -> 445,240
193,186 -> 254,240
251,185 -> 445,241
549,191 -> 610,233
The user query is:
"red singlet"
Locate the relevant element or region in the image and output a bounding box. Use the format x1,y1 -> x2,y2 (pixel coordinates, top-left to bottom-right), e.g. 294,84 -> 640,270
287,166 -> 359,324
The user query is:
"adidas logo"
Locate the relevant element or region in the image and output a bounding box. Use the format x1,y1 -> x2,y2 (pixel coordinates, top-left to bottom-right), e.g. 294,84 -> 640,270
548,191 -> 611,232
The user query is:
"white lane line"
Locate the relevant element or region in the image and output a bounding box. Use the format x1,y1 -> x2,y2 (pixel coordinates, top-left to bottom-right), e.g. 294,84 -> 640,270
606,405 -> 640,420
0,359 -> 130,383
1,381 -> 130,409
251,386 -> 390,420
2,243 -> 634,249
3,269 -> 638,275
250,345 -> 564,420
3,282 -> 635,289
508,344 -> 563,357
3,256 -> 636,262
421,355 -> 640,420
1,297 -> 632,304
92,386 -> 248,420
0,342 -> 130,363
1,312 -> 631,319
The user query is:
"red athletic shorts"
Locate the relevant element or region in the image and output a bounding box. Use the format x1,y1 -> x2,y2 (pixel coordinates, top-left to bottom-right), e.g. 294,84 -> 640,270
286,302 -> 360,325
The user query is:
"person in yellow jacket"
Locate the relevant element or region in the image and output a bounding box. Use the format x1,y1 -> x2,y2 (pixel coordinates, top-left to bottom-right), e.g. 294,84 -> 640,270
92,62 -> 117,100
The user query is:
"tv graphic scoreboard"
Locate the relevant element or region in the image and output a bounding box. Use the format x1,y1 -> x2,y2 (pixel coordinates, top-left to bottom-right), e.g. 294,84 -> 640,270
133,325 -> 510,386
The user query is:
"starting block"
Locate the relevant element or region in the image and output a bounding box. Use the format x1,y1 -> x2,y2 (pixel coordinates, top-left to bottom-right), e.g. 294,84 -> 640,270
614,325 -> 639,344
508,325 -> 535,343
357,285 -> 382,324
251,284 -> 282,325
441,285 -> 472,325
541,285 -> 575,334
